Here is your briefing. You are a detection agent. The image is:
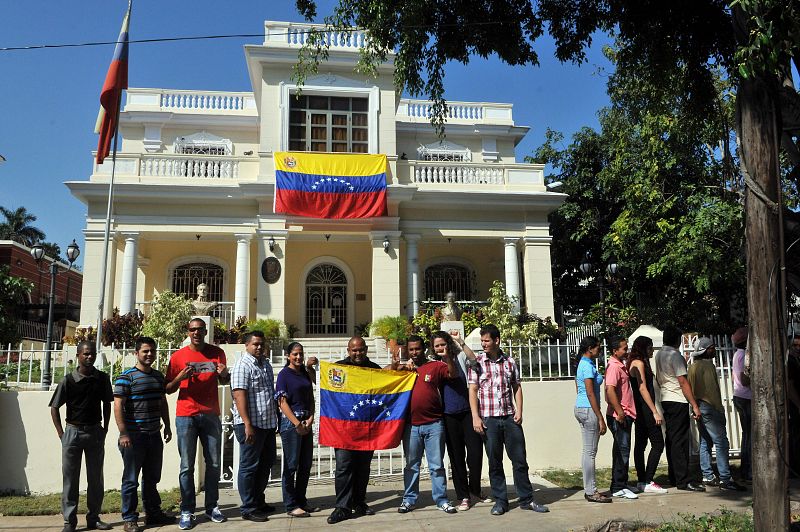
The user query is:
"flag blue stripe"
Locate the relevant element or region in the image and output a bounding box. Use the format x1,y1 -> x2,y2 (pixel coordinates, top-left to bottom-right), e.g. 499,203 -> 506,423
320,389 -> 410,422
276,171 -> 386,193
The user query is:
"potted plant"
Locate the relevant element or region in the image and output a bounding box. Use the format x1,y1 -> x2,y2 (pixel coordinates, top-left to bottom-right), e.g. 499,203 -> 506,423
368,315 -> 411,355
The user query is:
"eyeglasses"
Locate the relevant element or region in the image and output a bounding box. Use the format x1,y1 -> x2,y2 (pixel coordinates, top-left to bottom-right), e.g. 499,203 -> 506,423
188,327 -> 206,332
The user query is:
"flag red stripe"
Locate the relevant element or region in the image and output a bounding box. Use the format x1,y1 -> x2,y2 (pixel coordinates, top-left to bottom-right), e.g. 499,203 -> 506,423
275,189 -> 387,219
319,417 -> 405,451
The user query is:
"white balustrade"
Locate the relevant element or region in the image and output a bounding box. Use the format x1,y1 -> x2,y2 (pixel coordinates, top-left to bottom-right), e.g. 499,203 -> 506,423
399,99 -> 515,124
411,163 -> 505,185
275,23 -> 368,49
139,156 -> 239,179
160,91 -> 248,111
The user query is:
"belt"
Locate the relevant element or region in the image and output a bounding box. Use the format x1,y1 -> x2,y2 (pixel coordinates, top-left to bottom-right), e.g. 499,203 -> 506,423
66,422 -> 101,431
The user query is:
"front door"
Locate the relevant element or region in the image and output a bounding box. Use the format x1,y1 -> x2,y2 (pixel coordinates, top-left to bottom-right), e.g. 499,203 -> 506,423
305,264 -> 347,335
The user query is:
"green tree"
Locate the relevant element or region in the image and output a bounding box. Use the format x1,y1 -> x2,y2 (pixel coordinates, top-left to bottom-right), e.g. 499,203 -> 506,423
0,266 -> 33,347
0,206 -> 46,247
140,291 -> 195,353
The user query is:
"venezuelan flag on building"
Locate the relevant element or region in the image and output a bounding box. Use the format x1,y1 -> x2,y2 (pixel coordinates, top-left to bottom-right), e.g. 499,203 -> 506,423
95,1 -> 131,164
319,361 -> 415,451
274,152 -> 388,219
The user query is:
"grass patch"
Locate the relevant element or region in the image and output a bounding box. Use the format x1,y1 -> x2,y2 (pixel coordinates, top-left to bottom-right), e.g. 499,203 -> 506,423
638,508 -> 753,531
0,489 -> 182,516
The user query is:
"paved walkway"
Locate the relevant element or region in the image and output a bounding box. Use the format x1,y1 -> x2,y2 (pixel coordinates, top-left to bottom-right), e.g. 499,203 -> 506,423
1,475 -> 784,532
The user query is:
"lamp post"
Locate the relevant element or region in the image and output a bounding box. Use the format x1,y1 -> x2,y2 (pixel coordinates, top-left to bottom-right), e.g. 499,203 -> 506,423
30,240 -> 80,390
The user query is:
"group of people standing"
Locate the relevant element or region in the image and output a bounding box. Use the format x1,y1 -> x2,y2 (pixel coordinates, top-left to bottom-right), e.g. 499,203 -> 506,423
49,321 -> 549,531
574,326 -> 750,504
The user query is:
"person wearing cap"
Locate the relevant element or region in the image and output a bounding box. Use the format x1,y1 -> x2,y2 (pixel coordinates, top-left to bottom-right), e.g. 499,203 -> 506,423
730,327 -> 751,482
687,337 -> 745,492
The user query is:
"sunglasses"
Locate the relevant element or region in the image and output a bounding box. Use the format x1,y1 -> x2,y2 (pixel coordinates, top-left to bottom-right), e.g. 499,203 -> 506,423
188,326 -> 206,332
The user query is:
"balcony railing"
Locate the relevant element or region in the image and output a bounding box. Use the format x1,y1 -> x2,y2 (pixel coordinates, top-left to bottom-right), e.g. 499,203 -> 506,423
125,88 -> 257,115
399,160 -> 544,187
397,99 -> 514,125
264,21 -> 368,50
93,153 -> 259,180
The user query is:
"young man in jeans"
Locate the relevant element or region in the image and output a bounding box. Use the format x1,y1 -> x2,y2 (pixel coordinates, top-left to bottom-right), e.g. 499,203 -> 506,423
468,324 -> 549,516
166,318 -> 230,530
604,337 -> 638,499
114,337 -> 175,532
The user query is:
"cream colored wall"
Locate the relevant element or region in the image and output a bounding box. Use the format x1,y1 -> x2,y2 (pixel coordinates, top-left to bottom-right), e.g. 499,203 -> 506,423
283,240 -> 374,333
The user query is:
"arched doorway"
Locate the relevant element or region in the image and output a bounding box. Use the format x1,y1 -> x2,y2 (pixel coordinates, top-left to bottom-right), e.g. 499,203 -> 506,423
305,263 -> 349,335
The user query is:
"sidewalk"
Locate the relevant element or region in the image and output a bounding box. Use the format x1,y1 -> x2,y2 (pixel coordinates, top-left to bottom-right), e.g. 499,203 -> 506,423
0,474 -> 776,532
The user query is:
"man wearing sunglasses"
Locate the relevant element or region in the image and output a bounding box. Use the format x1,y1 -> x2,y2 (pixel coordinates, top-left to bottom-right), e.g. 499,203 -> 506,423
166,318 -> 230,530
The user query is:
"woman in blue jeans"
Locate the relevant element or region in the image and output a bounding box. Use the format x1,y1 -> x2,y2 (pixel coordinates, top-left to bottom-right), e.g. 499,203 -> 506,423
574,336 -> 611,503
275,342 -> 319,517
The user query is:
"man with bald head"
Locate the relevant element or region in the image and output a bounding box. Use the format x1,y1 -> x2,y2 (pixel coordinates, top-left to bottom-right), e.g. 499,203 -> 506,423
327,337 -> 389,524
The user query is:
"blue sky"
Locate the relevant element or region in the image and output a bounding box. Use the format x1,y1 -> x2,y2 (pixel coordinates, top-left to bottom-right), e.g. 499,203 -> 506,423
0,0 -> 612,265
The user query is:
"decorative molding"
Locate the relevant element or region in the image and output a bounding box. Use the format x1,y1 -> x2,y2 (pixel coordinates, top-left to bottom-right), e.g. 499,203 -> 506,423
174,131 -> 233,155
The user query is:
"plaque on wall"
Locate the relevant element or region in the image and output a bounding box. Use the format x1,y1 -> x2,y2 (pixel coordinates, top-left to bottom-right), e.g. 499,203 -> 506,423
261,257 -> 282,284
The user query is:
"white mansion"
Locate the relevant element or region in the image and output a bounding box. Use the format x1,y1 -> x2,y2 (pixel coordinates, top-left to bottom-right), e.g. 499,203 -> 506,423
67,21 -> 565,336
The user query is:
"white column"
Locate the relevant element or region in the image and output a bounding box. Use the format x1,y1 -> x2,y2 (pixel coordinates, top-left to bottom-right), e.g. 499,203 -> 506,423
234,234 -> 252,320
405,234 -> 421,317
504,237 -> 521,314
119,232 -> 139,315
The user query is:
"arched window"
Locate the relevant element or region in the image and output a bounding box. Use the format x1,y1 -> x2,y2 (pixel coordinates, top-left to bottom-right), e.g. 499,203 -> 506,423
424,263 -> 476,301
305,263 -> 348,335
171,263 -> 225,301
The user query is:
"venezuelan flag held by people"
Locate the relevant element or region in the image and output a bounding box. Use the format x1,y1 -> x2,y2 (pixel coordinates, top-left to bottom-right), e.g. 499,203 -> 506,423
273,152 -> 388,219
319,360 -> 415,451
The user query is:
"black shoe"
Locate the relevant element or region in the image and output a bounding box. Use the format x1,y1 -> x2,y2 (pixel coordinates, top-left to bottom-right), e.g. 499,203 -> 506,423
327,507 -> 350,524
87,521 -> 112,531
352,503 -> 375,516
145,512 -> 176,526
519,502 -> 549,513
241,510 -> 269,522
677,482 -> 706,492
258,503 -> 276,513
62,525 -> 76,532
702,476 -> 719,487
490,504 -> 506,515
719,480 -> 747,492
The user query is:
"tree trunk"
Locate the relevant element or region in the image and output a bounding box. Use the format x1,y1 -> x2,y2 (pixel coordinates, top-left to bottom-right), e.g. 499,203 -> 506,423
738,74 -> 789,530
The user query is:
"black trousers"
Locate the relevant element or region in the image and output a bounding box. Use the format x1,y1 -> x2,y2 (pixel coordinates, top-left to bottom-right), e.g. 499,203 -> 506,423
732,396 -> 752,480
443,411 -> 484,500
662,401 -> 692,487
633,408 -> 665,484
334,448 -> 374,510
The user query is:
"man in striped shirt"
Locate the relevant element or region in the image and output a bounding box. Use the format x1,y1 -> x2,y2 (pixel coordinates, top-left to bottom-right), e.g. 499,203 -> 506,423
230,331 -> 278,522
468,324 -> 548,516
113,337 -> 174,532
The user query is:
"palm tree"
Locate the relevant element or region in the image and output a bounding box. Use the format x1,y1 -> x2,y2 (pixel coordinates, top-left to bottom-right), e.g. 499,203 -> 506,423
0,206 -> 46,247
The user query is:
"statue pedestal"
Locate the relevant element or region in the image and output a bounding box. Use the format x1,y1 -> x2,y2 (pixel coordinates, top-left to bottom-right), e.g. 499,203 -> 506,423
440,320 -> 464,339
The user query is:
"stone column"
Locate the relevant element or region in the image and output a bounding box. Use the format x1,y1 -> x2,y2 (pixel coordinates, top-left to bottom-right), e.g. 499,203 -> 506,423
256,230 -> 287,321
522,236 -> 556,318
234,234 -> 252,321
504,237 -> 521,314
118,233 -> 139,316
405,234 -> 421,317
370,231 -> 402,321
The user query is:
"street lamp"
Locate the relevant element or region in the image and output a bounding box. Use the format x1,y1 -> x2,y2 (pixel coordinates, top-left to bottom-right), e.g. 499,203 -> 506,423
578,253 -> 620,328
30,240 -> 80,390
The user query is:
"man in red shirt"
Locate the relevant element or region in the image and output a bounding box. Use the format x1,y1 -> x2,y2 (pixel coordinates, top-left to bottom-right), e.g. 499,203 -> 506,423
397,335 -> 458,514
165,318 -> 230,530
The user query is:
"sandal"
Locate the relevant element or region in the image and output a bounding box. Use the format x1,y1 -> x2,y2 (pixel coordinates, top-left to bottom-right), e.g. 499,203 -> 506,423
584,491 -> 612,503
302,506 -> 322,513
288,508 -> 310,517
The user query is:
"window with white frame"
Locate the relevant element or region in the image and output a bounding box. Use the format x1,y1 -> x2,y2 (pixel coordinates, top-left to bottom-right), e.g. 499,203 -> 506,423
289,95 -> 369,153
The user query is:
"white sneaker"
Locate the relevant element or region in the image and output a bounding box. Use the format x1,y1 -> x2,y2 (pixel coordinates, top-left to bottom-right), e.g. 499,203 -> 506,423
643,481 -> 668,494
612,488 -> 638,499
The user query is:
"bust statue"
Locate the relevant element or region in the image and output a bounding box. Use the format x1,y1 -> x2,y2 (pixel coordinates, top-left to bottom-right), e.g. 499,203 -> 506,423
192,283 -> 218,315
440,291 -> 462,321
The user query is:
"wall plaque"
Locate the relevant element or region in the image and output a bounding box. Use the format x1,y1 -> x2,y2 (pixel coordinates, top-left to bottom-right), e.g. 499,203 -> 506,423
261,257 -> 282,284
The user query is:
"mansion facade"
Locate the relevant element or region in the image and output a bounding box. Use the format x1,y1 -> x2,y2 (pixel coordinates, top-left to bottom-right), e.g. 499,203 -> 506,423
68,21 -> 565,336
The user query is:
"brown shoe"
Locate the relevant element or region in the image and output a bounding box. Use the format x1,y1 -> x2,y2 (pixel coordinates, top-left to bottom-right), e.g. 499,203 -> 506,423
584,491 -> 612,503
123,521 -> 141,532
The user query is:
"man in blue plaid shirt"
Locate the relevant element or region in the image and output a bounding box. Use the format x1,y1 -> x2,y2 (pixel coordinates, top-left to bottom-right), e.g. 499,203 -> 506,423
231,331 -> 278,522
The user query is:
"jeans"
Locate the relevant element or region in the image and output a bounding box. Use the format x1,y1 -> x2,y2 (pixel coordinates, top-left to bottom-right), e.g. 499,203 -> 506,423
607,415 -> 633,492
176,414 -> 221,513
484,415 -> 534,508
697,401 -> 731,482
633,409 -> 665,484
443,410 -> 484,500
732,396 -> 752,480
279,417 -> 313,511
119,430 -> 164,522
574,407 -> 600,495
402,420 -> 448,506
234,424 -> 276,515
334,448 -> 374,510
61,424 -> 105,526
662,401 -> 692,486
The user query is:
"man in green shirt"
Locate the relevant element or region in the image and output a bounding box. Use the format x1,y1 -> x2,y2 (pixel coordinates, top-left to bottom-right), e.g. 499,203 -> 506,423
687,338 -> 745,492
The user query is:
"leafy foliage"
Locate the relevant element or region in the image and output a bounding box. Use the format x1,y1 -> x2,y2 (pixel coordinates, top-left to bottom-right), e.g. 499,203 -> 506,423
481,281 -> 559,342
99,308 -> 144,348
0,206 -> 45,247
368,315 -> 412,341
0,266 -> 33,346
140,291 -> 195,349
245,318 -> 290,340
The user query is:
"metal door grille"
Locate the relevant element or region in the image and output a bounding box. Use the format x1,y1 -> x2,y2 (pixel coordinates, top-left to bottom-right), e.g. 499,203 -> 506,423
172,263 -> 225,301
306,264 -> 347,335
424,263 -> 475,301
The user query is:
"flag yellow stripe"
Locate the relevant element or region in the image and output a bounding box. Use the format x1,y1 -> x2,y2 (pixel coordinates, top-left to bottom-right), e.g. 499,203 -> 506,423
319,361 -> 416,395
274,152 -> 387,177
